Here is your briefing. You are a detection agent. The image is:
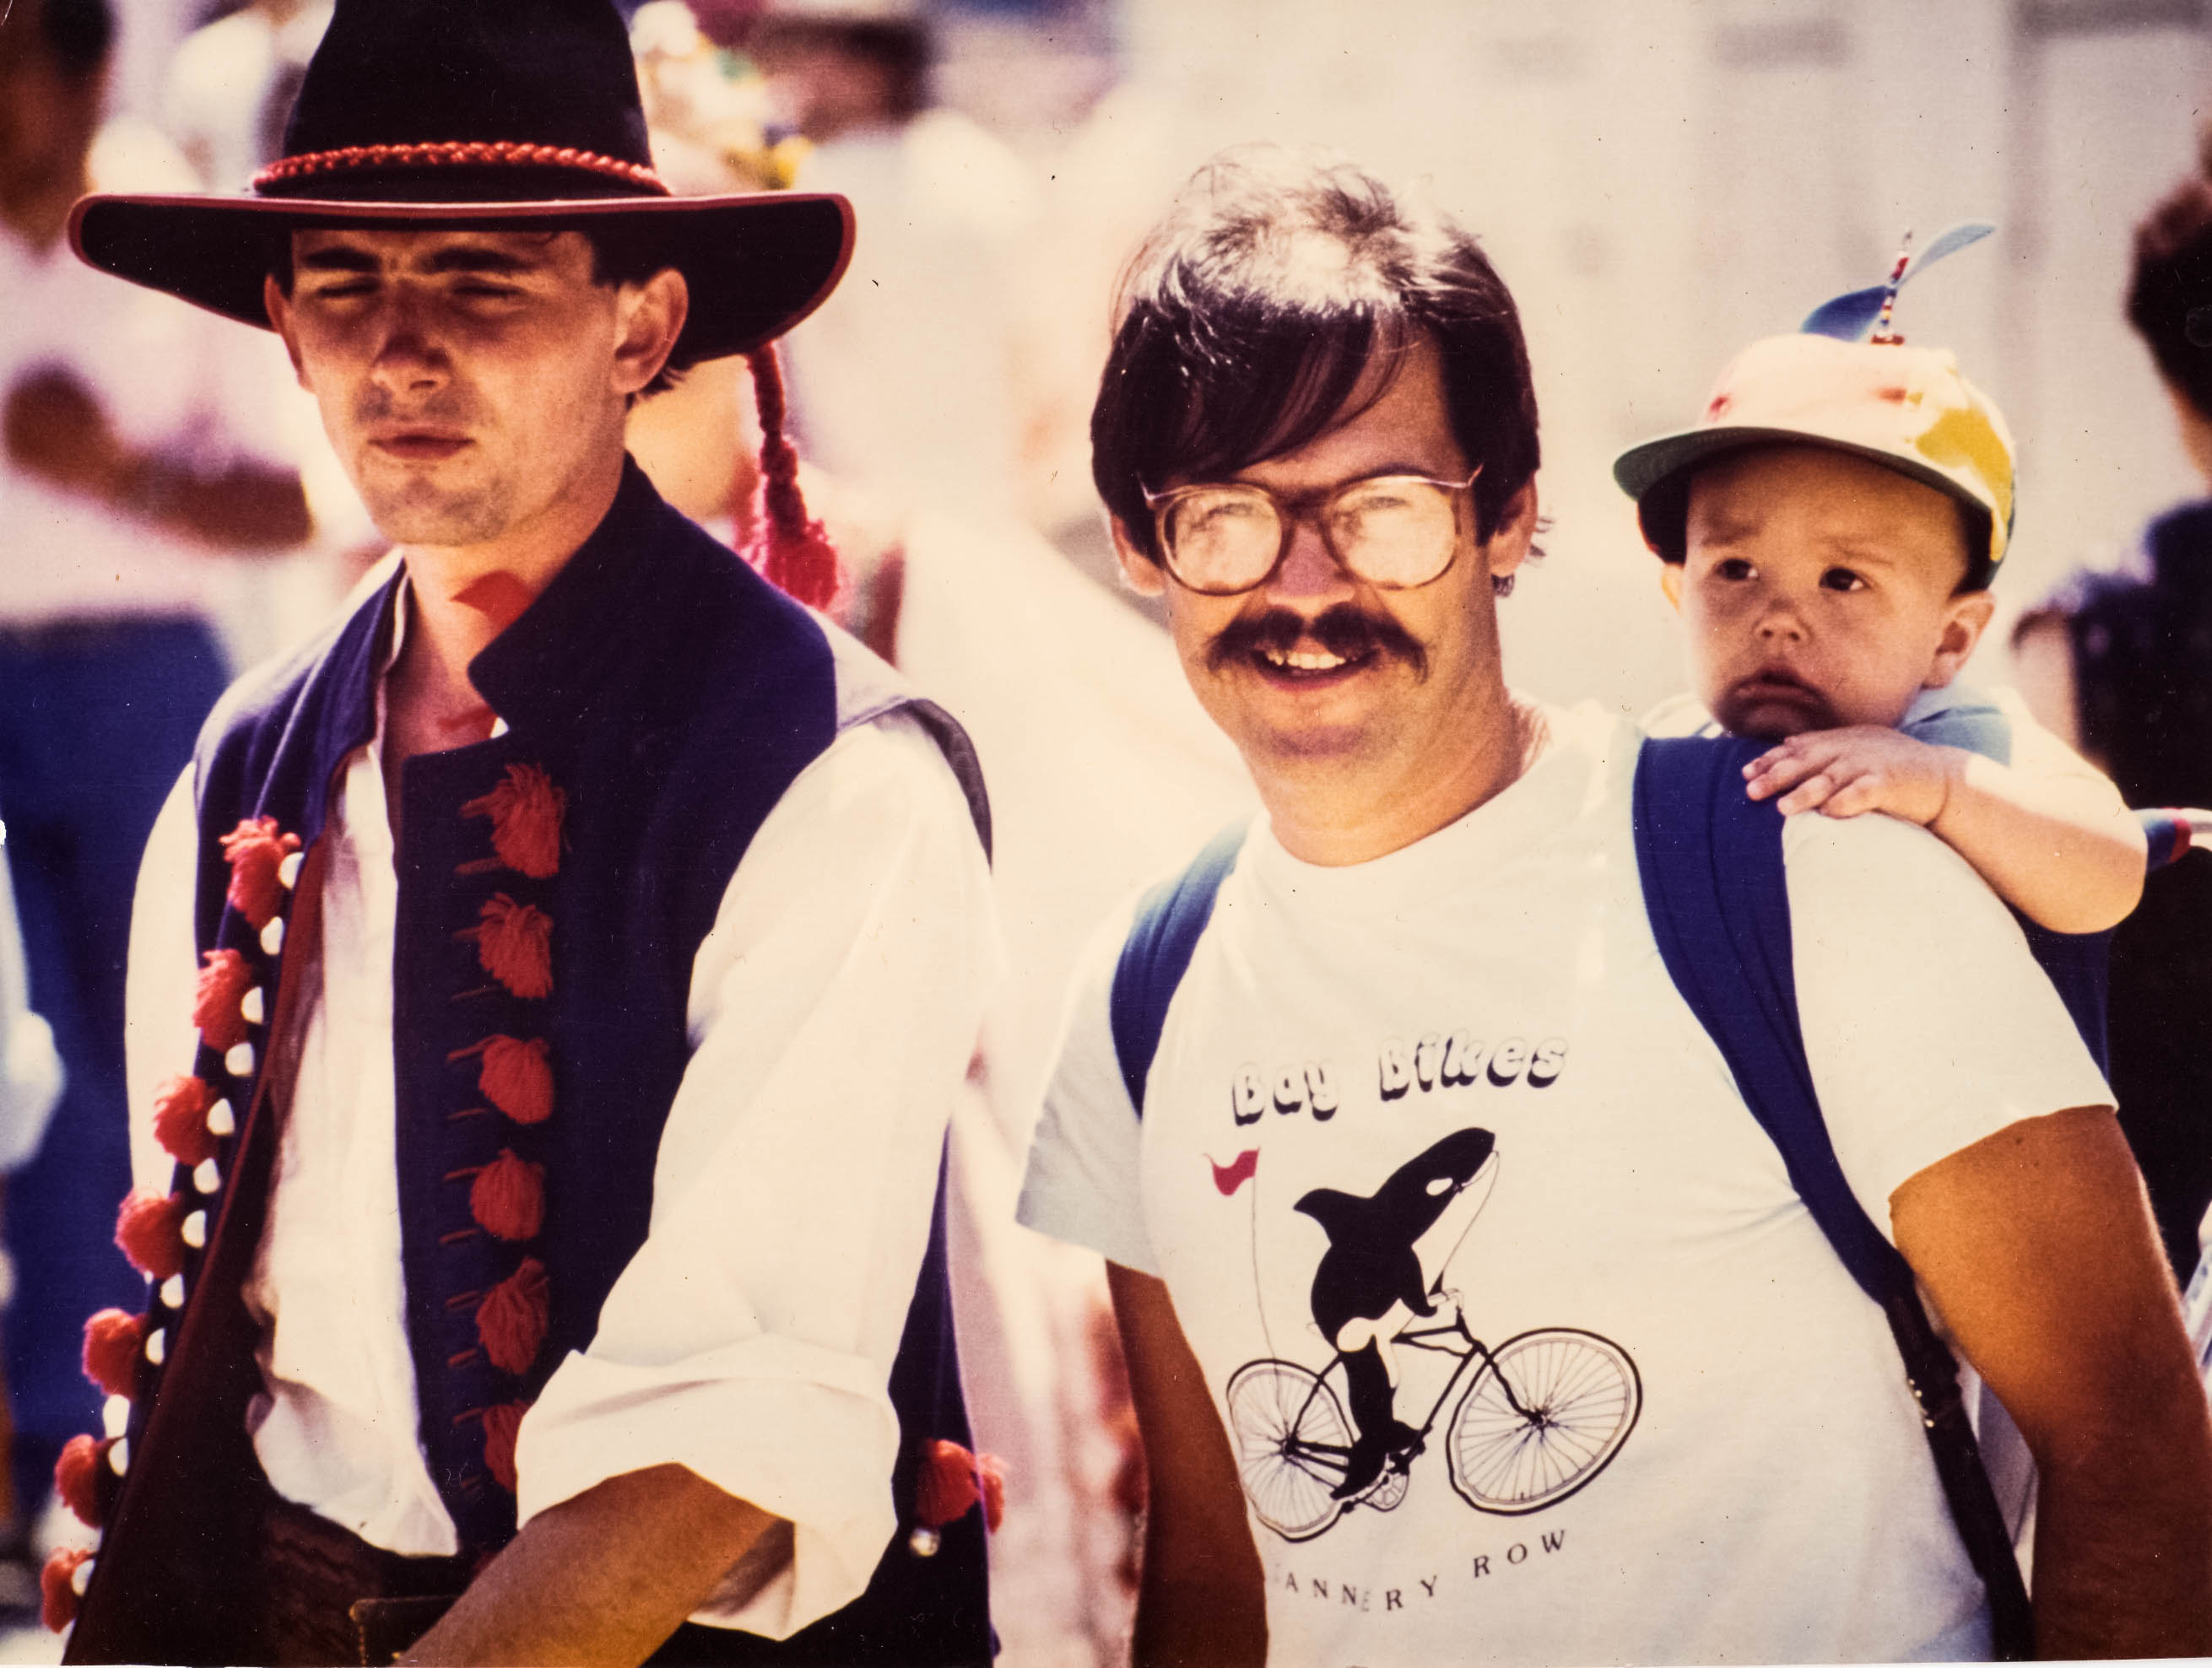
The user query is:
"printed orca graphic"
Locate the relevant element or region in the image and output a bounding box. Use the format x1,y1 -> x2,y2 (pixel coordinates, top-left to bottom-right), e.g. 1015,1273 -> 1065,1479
1295,1127 -> 1497,1497
1295,1126 -> 1496,1341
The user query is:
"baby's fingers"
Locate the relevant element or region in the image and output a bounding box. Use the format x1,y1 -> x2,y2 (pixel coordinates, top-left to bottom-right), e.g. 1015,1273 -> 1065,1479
1744,744 -> 1831,800
1773,770 -> 1841,815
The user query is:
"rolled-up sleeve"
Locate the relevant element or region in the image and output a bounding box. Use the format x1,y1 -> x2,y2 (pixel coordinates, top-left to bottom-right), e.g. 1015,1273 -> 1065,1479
513,711 -> 998,1638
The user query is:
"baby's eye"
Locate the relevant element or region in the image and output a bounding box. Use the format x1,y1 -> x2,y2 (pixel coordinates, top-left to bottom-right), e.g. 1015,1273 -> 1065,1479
1820,567 -> 1867,592
1712,558 -> 1755,582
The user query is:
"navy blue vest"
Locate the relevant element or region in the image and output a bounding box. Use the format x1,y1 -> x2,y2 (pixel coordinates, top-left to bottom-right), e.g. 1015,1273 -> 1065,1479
70,463 -> 993,1665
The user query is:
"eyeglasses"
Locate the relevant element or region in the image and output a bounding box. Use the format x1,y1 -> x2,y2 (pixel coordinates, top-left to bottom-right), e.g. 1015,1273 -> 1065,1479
1142,469 -> 1481,596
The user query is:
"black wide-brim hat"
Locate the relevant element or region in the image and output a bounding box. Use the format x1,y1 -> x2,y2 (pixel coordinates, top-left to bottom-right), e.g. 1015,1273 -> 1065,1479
68,0 -> 852,365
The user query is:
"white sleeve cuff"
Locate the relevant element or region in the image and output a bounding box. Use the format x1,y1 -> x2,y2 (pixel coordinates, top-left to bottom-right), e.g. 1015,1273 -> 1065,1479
514,1336 -> 903,1638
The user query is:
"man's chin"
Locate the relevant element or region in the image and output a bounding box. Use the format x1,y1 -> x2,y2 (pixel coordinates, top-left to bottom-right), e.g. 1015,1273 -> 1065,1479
356,478 -> 511,551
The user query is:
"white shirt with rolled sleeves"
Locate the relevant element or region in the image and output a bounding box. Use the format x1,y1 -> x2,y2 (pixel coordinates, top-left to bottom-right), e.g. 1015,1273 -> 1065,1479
127,650 -> 999,1638
1019,701 -> 2112,1667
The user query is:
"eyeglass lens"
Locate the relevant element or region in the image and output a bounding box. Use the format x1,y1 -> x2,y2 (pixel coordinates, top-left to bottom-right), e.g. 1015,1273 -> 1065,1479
1160,478 -> 1463,593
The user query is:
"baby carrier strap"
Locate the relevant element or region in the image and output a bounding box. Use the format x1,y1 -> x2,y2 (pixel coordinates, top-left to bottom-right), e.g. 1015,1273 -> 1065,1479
1110,823 -> 1250,1118
1632,734 -> 2034,1661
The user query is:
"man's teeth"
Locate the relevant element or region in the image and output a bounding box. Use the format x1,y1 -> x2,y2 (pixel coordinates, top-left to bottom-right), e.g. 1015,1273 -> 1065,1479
1259,645 -> 1349,672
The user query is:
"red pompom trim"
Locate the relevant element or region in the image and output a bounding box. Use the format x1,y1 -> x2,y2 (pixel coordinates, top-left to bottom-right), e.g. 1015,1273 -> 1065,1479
55,1434 -> 108,1529
459,896 -> 553,1001
220,817 -> 300,931
82,1309 -> 143,1399
151,1076 -> 219,1169
470,1149 -> 545,1243
192,950 -> 255,1052
477,1256 -> 549,1375
917,1439 -> 984,1530
41,1547 -> 90,1633
462,765 -> 565,880
482,1400 -> 529,1492
454,1035 -> 554,1125
115,1191 -> 186,1282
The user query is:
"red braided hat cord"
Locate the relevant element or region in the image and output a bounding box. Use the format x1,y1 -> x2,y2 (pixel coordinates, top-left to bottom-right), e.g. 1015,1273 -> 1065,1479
744,345 -> 841,611
255,140 -> 669,195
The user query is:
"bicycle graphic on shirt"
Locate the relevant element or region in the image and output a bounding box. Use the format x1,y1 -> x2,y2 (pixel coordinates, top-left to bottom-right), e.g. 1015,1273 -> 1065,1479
1225,1125 -> 1641,1542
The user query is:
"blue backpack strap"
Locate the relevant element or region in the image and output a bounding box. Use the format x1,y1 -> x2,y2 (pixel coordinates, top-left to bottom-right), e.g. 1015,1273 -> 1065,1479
1633,735 -> 2034,1660
1110,823 -> 1249,1117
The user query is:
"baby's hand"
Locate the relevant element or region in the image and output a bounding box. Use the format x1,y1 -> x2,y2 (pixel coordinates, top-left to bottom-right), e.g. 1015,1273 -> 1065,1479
1742,725 -> 1962,825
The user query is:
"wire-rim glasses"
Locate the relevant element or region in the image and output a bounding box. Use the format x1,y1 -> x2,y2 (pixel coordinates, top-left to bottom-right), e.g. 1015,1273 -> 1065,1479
1143,469 -> 1482,596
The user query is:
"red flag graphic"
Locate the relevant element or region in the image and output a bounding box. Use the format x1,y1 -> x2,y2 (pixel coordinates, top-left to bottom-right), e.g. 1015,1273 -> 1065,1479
1209,1150 -> 1260,1196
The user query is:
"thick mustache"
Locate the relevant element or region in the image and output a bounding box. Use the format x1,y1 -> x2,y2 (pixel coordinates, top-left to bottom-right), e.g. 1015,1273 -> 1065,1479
1207,605 -> 1427,678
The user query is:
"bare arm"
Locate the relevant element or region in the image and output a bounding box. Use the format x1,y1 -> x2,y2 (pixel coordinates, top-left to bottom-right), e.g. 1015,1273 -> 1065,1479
1107,1261 -> 1268,1668
4,367 -> 311,551
401,1463 -> 783,1667
1745,726 -> 2144,933
1891,1107 -> 2212,1658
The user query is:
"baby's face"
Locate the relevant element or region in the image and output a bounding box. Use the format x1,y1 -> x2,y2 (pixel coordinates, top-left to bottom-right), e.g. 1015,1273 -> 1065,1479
1671,445 -> 1989,741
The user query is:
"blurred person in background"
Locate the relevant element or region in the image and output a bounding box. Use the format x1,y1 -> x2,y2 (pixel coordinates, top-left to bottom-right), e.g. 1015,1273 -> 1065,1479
732,0 -> 1045,529
0,0 -> 308,1559
2014,151 -> 2212,1287
163,0 -> 333,192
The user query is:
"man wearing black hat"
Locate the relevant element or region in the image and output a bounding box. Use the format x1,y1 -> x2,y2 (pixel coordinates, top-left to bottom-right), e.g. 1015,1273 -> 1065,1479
48,2 -> 998,1663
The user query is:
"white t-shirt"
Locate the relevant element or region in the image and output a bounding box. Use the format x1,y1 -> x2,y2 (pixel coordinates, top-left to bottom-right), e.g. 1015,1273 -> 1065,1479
1019,702 -> 2112,1667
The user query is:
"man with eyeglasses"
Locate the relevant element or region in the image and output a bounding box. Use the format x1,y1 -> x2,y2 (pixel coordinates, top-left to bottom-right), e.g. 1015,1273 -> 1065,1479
1016,147 -> 2207,1665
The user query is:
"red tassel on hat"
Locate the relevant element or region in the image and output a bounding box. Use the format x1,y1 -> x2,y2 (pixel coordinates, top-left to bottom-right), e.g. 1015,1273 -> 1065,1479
55,1435 -> 110,1529
458,896 -> 553,1001
451,1035 -> 554,1125
744,346 -> 841,610
115,1192 -> 186,1282
151,1076 -> 219,1168
470,1149 -> 545,1243
476,1255 -> 549,1375
82,1309 -> 143,1399
192,950 -> 255,1052
219,817 -> 300,930
462,765 -> 565,880
482,1400 -> 529,1492
41,1547 -> 91,1633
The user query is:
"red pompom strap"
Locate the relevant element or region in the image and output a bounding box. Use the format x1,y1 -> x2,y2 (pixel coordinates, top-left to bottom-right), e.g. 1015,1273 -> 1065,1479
81,1309 -> 143,1399
151,1076 -> 219,1168
482,1401 -> 530,1492
450,1035 -> 554,1125
469,1149 -> 546,1243
461,765 -> 565,879
458,896 -> 554,1001
41,1547 -> 91,1633
476,1256 -> 549,1375
219,818 -> 300,930
192,950 -> 255,1052
115,1192 -> 187,1282
744,346 -> 841,610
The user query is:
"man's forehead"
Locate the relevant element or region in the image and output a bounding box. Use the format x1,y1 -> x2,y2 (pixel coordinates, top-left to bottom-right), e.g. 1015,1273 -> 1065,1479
289,225 -> 585,271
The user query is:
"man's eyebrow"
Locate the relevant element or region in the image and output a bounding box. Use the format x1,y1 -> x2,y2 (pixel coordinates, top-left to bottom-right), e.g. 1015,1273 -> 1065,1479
296,246 -> 383,274
419,246 -> 545,277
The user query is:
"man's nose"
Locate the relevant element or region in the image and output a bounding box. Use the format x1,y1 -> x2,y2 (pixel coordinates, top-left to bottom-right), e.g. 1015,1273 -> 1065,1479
368,293 -> 448,391
1265,516 -> 1356,603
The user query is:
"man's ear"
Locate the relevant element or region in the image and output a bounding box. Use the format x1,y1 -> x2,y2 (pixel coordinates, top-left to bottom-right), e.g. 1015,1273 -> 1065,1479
1658,562 -> 1683,611
1109,514 -> 1169,598
612,267 -> 690,397
1924,589 -> 1997,690
1480,480 -> 1537,582
262,274 -> 309,388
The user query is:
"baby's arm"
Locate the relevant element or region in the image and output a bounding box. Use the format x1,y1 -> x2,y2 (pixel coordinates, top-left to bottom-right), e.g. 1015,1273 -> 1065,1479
1744,725 -> 2147,934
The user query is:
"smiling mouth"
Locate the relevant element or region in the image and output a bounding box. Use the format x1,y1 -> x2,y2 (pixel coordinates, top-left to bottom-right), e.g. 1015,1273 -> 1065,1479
1254,642 -> 1371,678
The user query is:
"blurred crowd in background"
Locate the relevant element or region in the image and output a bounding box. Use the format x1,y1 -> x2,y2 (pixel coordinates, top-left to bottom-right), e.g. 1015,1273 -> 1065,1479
1,0 -> 2208,1661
